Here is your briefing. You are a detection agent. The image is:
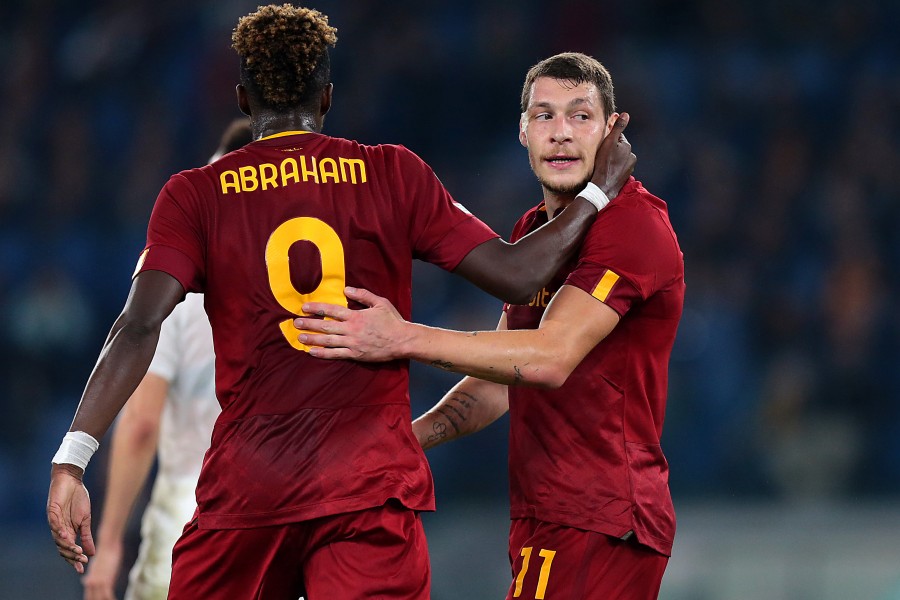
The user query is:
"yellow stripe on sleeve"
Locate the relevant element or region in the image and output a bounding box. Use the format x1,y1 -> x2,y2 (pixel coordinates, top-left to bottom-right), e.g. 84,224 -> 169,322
591,270 -> 620,302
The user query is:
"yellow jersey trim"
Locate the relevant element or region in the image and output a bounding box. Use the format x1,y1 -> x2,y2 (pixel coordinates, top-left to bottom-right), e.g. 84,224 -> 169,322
257,130 -> 312,141
132,249 -> 149,279
591,270 -> 620,302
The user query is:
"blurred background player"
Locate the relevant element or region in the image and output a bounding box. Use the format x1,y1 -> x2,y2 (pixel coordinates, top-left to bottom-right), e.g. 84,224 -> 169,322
82,118 -> 251,600
295,53 -> 681,599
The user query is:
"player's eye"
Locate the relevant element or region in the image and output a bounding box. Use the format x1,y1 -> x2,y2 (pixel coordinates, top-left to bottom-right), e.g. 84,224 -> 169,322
572,113 -> 590,121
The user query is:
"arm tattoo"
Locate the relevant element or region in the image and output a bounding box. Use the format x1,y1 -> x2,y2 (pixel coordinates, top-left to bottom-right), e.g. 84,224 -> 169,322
435,407 -> 461,434
513,365 -> 523,384
426,392 -> 481,445
447,391 -> 478,411
430,359 -> 454,371
426,420 -> 448,445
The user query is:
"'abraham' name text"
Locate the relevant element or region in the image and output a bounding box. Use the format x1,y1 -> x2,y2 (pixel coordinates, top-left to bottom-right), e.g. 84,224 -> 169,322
220,156 -> 367,194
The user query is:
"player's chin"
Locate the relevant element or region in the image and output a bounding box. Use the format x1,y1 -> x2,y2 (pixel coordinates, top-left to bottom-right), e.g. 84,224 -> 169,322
537,174 -> 591,196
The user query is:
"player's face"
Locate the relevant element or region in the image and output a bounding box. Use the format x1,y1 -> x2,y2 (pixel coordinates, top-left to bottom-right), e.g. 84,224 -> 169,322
520,77 -> 615,196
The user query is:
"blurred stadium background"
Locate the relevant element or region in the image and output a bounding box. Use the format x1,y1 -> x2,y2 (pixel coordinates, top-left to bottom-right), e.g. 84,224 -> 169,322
3,0 -> 900,598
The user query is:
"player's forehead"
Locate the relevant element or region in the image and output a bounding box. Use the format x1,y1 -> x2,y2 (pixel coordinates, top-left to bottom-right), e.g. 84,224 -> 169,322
525,76 -> 601,112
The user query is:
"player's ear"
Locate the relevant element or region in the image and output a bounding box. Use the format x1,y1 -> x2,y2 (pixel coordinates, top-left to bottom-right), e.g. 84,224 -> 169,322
237,84 -> 251,117
320,83 -> 333,117
519,113 -> 528,147
605,112 -> 619,136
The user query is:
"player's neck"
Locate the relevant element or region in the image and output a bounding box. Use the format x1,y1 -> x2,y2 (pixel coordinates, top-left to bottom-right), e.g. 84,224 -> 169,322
252,111 -> 322,140
543,191 -> 578,219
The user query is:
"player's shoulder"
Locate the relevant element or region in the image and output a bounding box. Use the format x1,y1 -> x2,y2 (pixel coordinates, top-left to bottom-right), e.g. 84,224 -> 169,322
608,178 -> 666,211
589,179 -> 677,244
157,164 -> 212,201
320,133 -> 411,158
599,179 -> 671,227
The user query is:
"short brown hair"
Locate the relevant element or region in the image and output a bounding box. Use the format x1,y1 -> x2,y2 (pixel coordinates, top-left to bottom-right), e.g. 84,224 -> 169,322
521,52 -> 615,119
232,4 -> 338,110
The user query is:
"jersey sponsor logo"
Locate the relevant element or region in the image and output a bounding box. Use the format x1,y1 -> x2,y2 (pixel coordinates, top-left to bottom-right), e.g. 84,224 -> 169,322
528,287 -> 555,308
219,156 -> 367,194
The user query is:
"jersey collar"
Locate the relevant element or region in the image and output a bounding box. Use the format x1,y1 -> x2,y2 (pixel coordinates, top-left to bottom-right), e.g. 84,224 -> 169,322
257,130 -> 313,141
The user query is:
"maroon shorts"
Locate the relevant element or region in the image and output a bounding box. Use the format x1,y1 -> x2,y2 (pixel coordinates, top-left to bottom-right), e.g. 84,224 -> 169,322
506,517 -> 668,600
167,501 -> 429,600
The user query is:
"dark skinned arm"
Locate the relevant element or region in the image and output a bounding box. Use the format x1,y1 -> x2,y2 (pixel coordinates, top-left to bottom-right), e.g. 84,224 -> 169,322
48,270 -> 184,573
452,113 -> 635,304
67,270 -> 186,444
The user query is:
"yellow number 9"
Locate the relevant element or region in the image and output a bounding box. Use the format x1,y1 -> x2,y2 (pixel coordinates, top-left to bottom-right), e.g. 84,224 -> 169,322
266,217 -> 347,352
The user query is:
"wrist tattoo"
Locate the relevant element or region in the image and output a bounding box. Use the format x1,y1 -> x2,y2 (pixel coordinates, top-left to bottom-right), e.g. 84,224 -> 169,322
431,359 -> 454,370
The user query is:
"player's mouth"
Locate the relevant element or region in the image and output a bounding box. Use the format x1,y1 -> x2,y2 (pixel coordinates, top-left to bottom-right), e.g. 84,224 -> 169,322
544,155 -> 580,170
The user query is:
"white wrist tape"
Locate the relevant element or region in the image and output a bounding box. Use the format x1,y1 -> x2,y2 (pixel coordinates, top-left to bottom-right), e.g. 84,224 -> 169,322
52,431 -> 100,471
577,182 -> 611,211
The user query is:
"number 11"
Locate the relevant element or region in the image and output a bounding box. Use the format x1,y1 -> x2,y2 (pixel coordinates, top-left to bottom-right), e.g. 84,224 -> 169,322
513,546 -> 556,599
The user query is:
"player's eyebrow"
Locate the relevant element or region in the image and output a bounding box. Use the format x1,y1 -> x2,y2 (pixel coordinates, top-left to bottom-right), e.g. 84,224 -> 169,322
529,97 -> 594,112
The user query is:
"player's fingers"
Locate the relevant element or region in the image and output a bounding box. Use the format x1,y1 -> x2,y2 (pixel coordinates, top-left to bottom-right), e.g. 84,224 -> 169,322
308,345 -> 355,360
299,303 -> 351,321
58,546 -> 88,571
50,521 -> 75,549
614,111 -> 630,130
56,539 -> 86,558
298,332 -> 342,348
344,286 -> 385,308
79,519 -> 96,557
294,318 -> 346,335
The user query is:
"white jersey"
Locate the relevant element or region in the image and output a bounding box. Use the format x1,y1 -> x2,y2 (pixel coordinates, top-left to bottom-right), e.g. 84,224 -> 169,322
126,293 -> 219,600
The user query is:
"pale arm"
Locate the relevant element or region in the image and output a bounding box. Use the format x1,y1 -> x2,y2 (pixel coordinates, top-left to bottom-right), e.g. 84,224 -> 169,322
296,284 -> 620,388
82,373 -> 168,600
413,314 -> 511,450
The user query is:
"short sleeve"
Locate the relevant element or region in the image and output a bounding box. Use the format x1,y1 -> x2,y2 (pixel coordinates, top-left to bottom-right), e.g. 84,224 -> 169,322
137,172 -> 208,292
565,202 -> 676,317
393,147 -> 498,271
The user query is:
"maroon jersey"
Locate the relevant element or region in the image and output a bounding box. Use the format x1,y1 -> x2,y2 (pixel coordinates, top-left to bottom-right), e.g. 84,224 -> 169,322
137,131 -> 498,529
504,178 -> 683,556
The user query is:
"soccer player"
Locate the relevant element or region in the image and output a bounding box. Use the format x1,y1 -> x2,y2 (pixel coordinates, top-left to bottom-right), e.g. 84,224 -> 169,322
81,119 -> 251,600
294,53 -> 683,599
46,6 -> 635,599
